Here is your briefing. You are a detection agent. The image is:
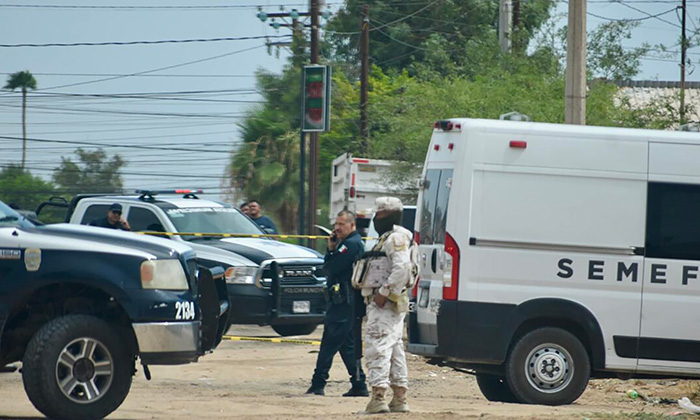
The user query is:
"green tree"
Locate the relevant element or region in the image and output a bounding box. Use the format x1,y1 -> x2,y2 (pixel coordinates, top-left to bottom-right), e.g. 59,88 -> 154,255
53,148 -> 125,195
586,21 -> 650,82
324,0 -> 556,76
3,70 -> 37,170
0,165 -> 55,211
230,131 -> 300,234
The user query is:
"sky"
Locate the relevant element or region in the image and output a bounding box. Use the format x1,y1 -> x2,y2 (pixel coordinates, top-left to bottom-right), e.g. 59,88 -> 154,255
0,0 -> 698,206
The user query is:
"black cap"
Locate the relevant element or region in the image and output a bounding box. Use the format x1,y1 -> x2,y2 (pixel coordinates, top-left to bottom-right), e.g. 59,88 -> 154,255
109,203 -> 123,212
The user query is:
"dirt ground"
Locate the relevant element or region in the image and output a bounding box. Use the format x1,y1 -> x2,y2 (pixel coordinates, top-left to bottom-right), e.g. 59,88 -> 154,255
1,325 -> 700,420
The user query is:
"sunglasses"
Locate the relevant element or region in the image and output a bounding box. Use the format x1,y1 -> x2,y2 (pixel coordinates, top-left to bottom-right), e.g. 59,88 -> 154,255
111,210 -> 122,216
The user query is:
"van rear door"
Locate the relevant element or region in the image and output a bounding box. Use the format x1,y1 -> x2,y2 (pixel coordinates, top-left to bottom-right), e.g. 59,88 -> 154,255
412,167 -> 453,347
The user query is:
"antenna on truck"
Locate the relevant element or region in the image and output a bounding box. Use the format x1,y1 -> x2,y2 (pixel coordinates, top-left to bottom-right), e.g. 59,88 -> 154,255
500,111 -> 532,122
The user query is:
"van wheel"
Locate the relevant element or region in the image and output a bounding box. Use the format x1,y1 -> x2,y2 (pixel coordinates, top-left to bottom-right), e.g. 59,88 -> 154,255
476,374 -> 519,403
22,315 -> 134,420
505,327 -> 590,405
272,324 -> 317,336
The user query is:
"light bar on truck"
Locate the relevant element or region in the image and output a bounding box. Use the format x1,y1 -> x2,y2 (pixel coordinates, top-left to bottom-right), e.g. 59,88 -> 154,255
135,189 -> 204,195
135,189 -> 204,199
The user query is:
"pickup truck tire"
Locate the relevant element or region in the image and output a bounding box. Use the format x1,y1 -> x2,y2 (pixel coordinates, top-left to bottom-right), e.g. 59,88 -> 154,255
22,315 -> 134,420
475,374 -> 518,403
271,324 -> 318,337
505,327 -> 590,406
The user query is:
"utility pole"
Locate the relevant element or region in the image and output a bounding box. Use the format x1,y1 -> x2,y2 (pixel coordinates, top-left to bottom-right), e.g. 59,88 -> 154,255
681,0 -> 687,124
256,7 -> 309,239
565,0 -> 586,125
499,0 -> 512,53
307,0 -> 320,244
512,0 -> 520,51
360,4 -> 370,150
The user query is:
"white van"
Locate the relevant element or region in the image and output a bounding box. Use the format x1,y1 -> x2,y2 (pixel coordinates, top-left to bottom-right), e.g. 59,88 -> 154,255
407,118 -> 700,406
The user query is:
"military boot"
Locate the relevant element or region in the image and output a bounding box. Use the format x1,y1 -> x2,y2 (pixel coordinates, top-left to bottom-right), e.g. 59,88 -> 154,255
389,385 -> 410,413
364,386 -> 390,414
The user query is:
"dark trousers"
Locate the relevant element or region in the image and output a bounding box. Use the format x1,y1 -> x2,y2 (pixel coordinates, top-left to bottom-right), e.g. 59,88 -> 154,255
311,303 -> 366,388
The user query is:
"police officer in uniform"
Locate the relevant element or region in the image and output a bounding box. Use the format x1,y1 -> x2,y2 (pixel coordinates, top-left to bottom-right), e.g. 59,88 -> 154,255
89,203 -> 130,231
359,197 -> 412,413
306,210 -> 368,397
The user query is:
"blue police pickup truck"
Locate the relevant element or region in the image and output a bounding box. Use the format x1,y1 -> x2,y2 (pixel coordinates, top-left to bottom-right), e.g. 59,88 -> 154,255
0,200 -> 229,420
38,190 -> 328,337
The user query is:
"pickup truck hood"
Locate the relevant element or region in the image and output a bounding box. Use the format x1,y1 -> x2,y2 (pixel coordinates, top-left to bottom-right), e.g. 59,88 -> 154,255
26,224 -> 194,260
186,241 -> 256,268
192,237 -> 322,265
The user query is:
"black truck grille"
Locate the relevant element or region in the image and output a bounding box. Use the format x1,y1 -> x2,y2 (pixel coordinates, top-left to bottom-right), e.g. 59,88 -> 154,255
262,264 -> 326,286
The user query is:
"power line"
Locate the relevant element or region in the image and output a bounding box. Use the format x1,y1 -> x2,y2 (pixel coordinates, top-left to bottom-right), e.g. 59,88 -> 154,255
0,128 -> 239,141
22,92 -> 264,104
0,103 -> 248,119
0,3 -> 344,10
327,0 -> 442,35
612,0 -> 683,28
0,164 -> 229,179
0,72 -> 258,78
0,135 -> 234,153
0,35 -> 290,48
38,43 -> 267,91
374,27 -> 433,52
587,7 -> 677,22
0,121 -> 239,135
28,88 -> 261,96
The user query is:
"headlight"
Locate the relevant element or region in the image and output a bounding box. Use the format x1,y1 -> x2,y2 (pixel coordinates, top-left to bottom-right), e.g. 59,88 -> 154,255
225,266 -> 257,284
140,259 -> 189,290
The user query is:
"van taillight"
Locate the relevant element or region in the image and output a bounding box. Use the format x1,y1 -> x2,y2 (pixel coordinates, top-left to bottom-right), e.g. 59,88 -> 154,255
443,232 -> 460,300
411,232 -> 420,298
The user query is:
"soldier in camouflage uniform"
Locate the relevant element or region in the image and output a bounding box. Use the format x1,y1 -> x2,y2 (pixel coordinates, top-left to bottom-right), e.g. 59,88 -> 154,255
359,197 -> 412,414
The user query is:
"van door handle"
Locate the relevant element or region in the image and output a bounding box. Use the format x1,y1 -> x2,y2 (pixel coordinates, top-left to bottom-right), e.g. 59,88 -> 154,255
431,249 -> 437,273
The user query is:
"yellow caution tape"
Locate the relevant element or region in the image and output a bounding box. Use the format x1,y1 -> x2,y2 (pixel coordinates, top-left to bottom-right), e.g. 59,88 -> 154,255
135,231 -> 377,240
223,335 -> 321,346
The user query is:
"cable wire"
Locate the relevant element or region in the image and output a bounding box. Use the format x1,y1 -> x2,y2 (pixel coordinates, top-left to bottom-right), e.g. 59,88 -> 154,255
38,43 -> 267,91
0,35 -> 290,48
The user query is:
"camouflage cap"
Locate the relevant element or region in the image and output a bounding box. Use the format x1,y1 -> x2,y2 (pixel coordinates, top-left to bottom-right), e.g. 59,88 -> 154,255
375,196 -> 403,212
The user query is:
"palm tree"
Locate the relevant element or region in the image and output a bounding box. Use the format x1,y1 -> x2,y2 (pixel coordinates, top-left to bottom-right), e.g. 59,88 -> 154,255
4,71 -> 37,170
229,129 -> 300,234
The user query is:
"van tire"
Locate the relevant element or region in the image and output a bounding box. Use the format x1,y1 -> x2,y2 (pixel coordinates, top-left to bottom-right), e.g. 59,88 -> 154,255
22,315 -> 134,420
271,323 -> 317,337
505,327 -> 590,406
476,374 -> 519,403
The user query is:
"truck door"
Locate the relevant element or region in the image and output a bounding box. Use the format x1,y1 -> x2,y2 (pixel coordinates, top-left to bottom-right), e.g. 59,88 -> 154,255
78,204 -> 111,225
127,206 -> 168,234
639,178 -> 700,373
413,168 -> 453,345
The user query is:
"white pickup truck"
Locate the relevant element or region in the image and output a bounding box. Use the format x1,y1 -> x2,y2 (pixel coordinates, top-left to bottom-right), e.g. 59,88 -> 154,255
329,153 -> 419,234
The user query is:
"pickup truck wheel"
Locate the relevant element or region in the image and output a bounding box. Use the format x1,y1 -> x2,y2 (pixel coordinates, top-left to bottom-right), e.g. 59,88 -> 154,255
505,327 -> 590,406
476,374 -> 519,403
271,324 -> 318,337
22,315 -> 134,420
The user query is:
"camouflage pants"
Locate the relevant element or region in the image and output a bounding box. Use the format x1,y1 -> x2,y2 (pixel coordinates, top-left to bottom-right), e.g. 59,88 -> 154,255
364,301 -> 408,389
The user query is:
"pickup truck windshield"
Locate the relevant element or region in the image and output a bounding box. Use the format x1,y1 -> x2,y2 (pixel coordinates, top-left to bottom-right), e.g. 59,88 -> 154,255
0,201 -> 35,229
165,207 -> 264,239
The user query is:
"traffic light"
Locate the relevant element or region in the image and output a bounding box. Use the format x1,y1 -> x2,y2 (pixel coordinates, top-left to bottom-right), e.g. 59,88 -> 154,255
302,65 -> 331,132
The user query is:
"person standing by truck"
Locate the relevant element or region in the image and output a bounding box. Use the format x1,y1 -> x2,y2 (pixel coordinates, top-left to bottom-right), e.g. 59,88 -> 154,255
247,200 -> 278,234
358,197 -> 412,414
306,210 -> 368,397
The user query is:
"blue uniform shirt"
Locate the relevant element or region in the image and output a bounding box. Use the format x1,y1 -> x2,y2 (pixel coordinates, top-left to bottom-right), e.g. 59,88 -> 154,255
251,215 -> 278,234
